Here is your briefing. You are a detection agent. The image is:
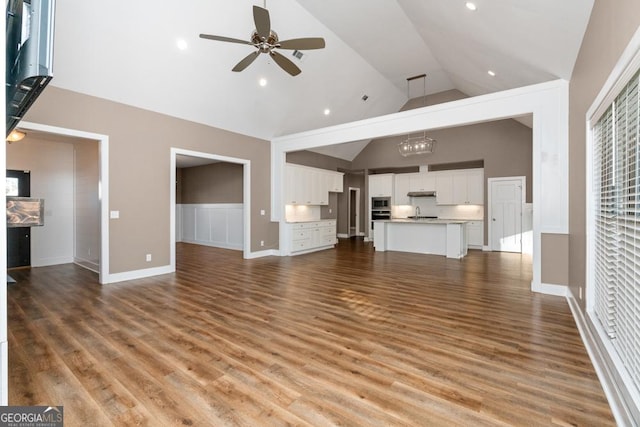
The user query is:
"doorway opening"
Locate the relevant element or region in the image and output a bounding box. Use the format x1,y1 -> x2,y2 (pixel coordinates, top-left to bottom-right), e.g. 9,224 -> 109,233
169,148 -> 251,270
7,122 -> 108,283
348,187 -> 360,237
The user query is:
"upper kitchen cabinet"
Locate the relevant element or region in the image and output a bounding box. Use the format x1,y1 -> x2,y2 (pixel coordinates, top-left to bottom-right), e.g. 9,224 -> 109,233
284,164 -> 343,206
435,169 -> 484,205
394,174 -> 411,205
452,169 -> 484,205
409,173 -> 436,192
369,174 -> 394,198
436,174 -> 454,205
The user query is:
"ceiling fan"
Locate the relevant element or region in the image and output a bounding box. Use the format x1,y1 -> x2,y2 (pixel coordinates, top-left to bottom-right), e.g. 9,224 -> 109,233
199,4 -> 325,76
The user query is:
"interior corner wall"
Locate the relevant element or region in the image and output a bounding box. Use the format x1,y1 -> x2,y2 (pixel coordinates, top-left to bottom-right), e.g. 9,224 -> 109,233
6,136 -> 75,266
23,86 -> 277,274
568,0 -> 640,311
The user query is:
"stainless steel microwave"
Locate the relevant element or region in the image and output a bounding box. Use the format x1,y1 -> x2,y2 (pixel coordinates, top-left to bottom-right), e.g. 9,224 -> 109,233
372,197 -> 391,209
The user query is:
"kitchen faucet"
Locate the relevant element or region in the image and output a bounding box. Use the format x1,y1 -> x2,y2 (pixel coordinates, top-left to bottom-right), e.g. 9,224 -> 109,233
415,206 -> 420,217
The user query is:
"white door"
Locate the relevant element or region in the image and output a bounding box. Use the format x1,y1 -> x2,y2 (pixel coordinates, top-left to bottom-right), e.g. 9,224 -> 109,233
489,178 -> 524,253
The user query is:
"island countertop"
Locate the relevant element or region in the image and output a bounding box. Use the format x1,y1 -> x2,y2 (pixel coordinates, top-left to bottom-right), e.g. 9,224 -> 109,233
373,219 -> 468,258
374,218 -> 468,225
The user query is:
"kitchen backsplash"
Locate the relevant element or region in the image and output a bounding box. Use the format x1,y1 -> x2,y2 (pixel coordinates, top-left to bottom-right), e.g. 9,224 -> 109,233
392,198 -> 484,220
285,205 -> 321,222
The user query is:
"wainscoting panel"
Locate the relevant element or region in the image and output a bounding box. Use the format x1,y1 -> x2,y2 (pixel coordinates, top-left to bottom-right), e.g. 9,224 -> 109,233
177,204 -> 243,251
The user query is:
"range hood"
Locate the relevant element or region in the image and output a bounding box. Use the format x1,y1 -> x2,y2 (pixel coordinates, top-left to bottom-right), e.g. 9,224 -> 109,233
407,191 -> 437,197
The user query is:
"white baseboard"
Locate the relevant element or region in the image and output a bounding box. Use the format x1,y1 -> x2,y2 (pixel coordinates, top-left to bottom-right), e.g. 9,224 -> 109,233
181,239 -> 242,251
483,245 -> 491,251
567,292 -> 637,426
103,265 -> 174,284
531,281 -> 568,297
32,256 -> 74,267
337,233 -> 349,238
246,249 -> 280,259
74,259 -> 99,273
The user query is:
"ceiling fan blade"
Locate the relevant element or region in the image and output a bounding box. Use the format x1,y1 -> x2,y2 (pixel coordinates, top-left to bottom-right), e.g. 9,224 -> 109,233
253,5 -> 271,40
199,34 -> 253,46
232,51 -> 260,72
270,51 -> 301,76
277,37 -> 326,50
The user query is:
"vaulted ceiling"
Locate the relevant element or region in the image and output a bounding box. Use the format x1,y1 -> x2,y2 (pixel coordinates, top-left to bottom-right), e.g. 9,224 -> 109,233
50,0 -> 593,160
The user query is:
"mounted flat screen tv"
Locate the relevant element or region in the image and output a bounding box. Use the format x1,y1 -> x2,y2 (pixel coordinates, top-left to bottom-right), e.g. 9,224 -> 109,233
6,0 -> 56,135
6,196 -> 44,227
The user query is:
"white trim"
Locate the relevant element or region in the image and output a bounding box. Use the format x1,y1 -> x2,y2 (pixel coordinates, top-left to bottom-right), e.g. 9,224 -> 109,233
18,121 -> 109,284
104,265 -> 174,284
531,282 -> 568,297
170,148 -> 252,271
347,187 -> 361,237
74,258 -> 100,273
245,249 -> 280,259
337,233 -> 350,239
32,256 -> 74,267
567,292 -> 637,426
482,245 -> 491,251
588,26 -> 640,123
180,240 -> 242,251
179,203 -> 243,209
584,23 -> 640,424
271,79 -> 570,297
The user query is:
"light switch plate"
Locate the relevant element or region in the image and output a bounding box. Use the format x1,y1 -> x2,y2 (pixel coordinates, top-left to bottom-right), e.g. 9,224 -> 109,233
110,210 -> 120,219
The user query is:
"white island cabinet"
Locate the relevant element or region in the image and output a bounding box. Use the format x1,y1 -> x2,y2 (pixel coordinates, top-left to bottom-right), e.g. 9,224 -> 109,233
373,219 -> 468,259
284,220 -> 337,255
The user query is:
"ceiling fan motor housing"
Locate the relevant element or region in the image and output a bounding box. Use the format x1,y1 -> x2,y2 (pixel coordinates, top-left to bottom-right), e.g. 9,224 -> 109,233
252,30 -> 279,53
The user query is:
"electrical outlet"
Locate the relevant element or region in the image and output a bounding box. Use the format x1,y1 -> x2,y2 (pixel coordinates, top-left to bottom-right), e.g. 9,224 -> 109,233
579,286 -> 583,300
260,240 -> 264,247
146,254 -> 152,262
329,208 -> 332,214
260,209 -> 265,216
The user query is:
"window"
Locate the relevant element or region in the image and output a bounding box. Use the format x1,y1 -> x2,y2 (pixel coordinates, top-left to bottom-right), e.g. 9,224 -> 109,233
591,68 -> 640,398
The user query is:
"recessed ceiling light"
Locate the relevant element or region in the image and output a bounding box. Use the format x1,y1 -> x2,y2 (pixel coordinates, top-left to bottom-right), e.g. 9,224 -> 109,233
324,108 -> 331,116
176,39 -> 188,50
465,2 -> 477,11
488,70 -> 496,76
259,78 -> 268,87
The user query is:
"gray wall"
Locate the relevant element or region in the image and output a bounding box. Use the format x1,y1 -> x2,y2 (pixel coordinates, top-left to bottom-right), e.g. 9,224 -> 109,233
24,87 -> 278,274
179,162 -> 243,204
568,0 -> 640,310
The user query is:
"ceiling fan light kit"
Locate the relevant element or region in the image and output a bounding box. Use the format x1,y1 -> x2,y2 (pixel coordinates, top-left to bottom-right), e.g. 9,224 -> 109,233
199,5 -> 325,76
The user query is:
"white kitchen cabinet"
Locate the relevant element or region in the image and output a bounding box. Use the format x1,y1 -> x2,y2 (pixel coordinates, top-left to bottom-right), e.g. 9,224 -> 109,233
285,164 -> 343,206
466,220 -> 484,248
436,174 -> 454,205
409,173 -> 436,192
327,171 -> 344,193
369,174 -> 394,198
394,174 -> 411,205
437,169 -> 484,205
466,170 -> 484,204
287,220 -> 337,255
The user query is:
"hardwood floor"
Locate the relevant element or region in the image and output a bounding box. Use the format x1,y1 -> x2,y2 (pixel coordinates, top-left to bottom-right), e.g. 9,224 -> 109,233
7,239 -> 614,426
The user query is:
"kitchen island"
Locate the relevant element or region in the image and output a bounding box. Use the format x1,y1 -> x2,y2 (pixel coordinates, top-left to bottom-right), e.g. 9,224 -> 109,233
373,219 -> 468,259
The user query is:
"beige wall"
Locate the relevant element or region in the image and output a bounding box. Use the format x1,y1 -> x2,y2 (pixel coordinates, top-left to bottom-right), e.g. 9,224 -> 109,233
179,162 -> 243,204
24,87 -> 278,274
568,0 -> 640,310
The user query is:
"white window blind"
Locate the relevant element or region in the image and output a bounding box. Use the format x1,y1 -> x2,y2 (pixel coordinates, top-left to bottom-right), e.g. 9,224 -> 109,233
592,69 -> 640,393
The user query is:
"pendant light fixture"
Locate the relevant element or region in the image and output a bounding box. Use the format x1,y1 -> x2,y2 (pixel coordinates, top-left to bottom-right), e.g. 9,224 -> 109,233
398,74 -> 436,157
